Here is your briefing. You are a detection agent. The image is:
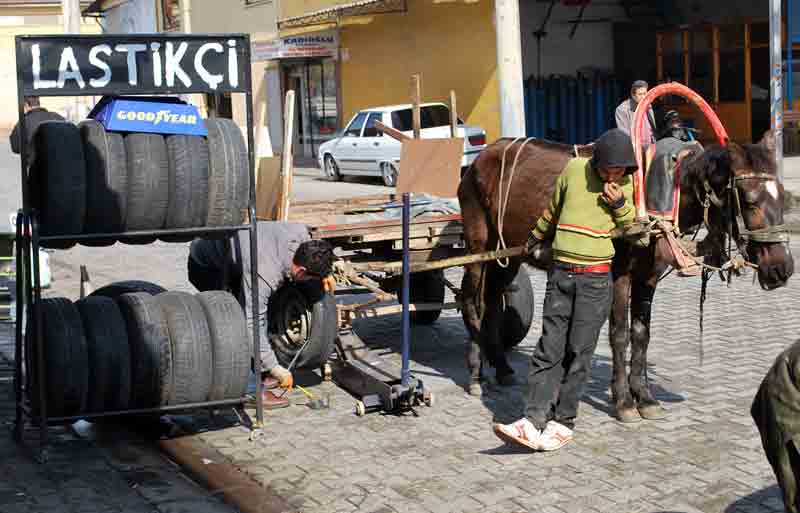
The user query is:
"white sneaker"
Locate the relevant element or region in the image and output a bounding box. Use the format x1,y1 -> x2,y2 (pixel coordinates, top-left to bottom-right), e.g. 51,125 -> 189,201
493,418 -> 542,451
538,420 -> 574,451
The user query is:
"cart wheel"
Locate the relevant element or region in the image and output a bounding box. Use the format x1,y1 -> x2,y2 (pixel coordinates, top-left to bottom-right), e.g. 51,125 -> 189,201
424,391 -> 435,408
354,400 -> 366,417
322,363 -> 332,382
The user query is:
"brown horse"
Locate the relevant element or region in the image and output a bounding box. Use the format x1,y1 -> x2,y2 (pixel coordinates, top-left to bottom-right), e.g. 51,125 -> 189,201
458,135 -> 793,421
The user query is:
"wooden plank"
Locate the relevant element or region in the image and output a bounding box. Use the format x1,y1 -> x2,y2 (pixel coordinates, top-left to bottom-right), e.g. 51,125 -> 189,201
713,26 -> 720,104
308,214 -> 462,238
375,121 -> 411,142
450,90 -> 458,139
412,73 -> 422,139
279,90 -> 295,221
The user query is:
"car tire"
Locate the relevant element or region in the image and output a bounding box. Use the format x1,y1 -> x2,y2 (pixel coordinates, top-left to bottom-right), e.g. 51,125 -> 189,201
408,270 -> 445,325
28,298 -> 89,417
79,120 -> 127,246
117,292 -> 173,409
206,118 -> 249,227
32,122 -> 87,249
324,154 -> 342,182
268,282 -> 337,370
196,291 -> 250,401
500,266 -> 535,350
161,135 -> 210,243
89,280 -> 167,300
122,133 -> 169,244
155,291 -> 213,404
76,296 -> 132,412
381,162 -> 398,188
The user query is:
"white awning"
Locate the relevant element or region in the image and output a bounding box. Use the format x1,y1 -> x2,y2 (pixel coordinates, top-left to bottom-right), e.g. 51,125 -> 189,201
278,0 -> 406,30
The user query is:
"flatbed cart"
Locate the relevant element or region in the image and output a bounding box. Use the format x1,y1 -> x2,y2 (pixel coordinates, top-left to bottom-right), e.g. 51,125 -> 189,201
284,195 -> 532,416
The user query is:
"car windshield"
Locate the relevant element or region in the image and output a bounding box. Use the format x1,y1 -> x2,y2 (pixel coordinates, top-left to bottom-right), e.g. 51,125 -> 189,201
391,105 -> 462,131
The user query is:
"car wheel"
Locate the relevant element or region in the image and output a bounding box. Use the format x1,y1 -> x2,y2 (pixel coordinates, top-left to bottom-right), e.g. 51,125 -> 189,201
324,154 -> 342,182
381,162 -> 398,188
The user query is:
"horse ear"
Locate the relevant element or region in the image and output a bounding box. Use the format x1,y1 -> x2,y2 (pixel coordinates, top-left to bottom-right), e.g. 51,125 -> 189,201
726,141 -> 748,167
759,130 -> 777,152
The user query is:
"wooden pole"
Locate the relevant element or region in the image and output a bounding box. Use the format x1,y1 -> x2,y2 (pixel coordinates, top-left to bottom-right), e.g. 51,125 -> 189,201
254,97 -> 268,189
375,121 -> 411,142
411,74 -> 421,139
449,90 -> 458,139
279,90 -> 295,221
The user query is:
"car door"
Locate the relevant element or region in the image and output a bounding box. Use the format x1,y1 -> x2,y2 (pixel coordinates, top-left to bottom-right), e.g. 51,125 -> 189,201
359,112 -> 386,175
336,111 -> 368,173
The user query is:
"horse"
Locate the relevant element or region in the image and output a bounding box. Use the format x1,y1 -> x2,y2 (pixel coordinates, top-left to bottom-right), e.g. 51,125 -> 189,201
457,134 -> 793,421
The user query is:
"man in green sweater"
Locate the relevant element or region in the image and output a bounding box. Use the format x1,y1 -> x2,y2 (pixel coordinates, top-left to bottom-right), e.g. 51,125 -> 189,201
494,128 -> 638,452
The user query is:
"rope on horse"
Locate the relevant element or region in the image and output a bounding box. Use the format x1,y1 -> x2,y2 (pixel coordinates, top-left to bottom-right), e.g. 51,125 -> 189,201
496,137 -> 536,268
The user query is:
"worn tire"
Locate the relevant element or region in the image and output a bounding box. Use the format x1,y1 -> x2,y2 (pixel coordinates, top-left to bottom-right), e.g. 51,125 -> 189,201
205,118 -> 249,227
117,293 -> 173,409
122,133 -> 169,244
79,120 -> 127,246
76,297 -> 131,412
161,135 -> 210,243
268,282 -> 337,370
500,266 -> 535,350
409,270 -> 446,325
32,122 -> 86,249
27,298 -> 88,417
89,280 -> 167,300
155,292 -> 213,404
196,291 -> 250,401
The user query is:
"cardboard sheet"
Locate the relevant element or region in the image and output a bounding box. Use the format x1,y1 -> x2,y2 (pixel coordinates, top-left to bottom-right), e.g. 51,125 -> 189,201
396,138 -> 463,198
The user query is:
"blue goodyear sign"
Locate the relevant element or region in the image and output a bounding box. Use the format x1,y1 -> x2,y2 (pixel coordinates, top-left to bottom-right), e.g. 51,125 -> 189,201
96,99 -> 207,136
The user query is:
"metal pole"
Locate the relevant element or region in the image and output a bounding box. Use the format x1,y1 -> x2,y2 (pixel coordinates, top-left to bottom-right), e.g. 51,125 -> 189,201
400,192 -> 411,387
495,0 -> 526,137
771,0 -> 784,181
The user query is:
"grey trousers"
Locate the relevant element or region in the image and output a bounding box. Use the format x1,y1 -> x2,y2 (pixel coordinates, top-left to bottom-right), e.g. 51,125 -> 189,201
525,265 -> 612,430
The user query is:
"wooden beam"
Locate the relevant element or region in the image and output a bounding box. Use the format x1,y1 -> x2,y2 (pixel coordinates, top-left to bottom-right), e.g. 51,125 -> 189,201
279,90 -> 295,221
411,73 -> 421,139
656,33 -> 664,83
683,30 -> 690,86
713,26 -> 720,104
449,90 -> 458,139
745,22 -> 753,142
375,121 -> 411,142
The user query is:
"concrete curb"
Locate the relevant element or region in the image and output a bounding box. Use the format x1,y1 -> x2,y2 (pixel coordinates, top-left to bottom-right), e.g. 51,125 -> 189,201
160,436 -> 294,513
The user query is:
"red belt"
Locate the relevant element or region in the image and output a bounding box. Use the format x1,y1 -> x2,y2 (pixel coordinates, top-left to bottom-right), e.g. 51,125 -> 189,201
555,263 -> 610,274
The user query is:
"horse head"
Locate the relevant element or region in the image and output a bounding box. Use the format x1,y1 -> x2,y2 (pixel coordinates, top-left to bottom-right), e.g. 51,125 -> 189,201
683,132 -> 793,290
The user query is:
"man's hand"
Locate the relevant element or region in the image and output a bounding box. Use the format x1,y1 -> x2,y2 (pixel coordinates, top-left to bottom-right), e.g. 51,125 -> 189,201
602,182 -> 624,207
322,275 -> 336,294
524,233 -> 543,257
524,233 -> 552,270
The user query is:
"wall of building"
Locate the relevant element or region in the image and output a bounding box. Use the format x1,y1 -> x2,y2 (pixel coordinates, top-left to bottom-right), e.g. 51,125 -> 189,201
279,0 -> 345,21
519,1 -> 626,81
339,0 -> 500,142
100,0 -> 156,33
0,11 -> 100,131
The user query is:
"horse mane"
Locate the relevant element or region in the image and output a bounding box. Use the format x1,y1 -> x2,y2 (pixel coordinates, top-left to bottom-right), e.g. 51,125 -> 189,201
679,141 -> 776,189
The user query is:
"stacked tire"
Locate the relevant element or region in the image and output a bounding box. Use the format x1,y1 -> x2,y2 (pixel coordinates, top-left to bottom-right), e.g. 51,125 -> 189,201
30,118 -> 249,249
26,284 -> 251,416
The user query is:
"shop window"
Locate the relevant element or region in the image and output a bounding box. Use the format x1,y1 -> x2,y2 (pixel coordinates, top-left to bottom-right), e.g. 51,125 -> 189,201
719,51 -> 746,102
161,0 -> 181,32
719,24 -> 746,50
344,112 -> 367,137
749,22 -> 769,47
690,28 -> 713,100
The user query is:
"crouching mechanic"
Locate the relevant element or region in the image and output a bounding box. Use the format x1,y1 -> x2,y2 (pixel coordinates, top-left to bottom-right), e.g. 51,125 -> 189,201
188,222 -> 336,409
494,128 -> 639,452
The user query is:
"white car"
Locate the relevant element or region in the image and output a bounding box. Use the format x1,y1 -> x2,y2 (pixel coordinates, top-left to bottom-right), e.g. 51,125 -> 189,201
317,102 -> 487,187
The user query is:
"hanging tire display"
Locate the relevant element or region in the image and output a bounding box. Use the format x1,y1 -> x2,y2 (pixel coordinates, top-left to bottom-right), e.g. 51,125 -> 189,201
79,120 -> 127,246
117,292 -> 173,409
205,118 -> 249,227
122,133 -> 169,244
155,291 -> 213,404
196,291 -> 250,401
161,135 -> 210,243
76,296 -> 132,412
32,122 -> 87,249
268,283 -> 338,370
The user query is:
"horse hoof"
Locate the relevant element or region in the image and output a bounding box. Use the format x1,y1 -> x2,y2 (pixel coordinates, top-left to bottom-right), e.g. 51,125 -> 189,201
637,403 -> 667,420
616,407 -> 642,423
468,383 -> 483,397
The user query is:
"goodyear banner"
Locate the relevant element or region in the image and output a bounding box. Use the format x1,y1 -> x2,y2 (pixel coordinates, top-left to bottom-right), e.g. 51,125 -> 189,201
94,98 -> 207,136
16,34 -> 249,96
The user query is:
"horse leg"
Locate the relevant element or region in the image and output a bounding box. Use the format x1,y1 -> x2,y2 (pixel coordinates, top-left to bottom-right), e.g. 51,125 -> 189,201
482,263 -> 517,384
461,262 -> 487,394
610,272 -> 639,423
628,275 -> 667,420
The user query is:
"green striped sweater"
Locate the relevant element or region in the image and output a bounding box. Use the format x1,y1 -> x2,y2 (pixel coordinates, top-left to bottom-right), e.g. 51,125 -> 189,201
532,157 -> 635,265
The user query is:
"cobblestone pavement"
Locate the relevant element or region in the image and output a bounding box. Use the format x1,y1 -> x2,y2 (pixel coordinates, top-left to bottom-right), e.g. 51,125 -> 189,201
1,142 -> 799,512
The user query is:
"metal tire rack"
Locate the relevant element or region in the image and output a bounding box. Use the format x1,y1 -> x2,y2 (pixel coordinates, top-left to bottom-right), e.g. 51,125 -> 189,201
12,33 -> 264,462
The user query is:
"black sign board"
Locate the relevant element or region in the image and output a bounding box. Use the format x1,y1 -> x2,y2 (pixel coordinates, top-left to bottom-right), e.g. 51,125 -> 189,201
16,34 -> 250,96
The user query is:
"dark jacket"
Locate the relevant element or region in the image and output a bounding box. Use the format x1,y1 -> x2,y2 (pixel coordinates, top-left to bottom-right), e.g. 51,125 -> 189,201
9,108 -> 65,155
752,341 -> 800,513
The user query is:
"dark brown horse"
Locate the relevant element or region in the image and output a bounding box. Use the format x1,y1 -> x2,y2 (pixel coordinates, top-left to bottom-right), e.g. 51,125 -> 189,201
458,135 -> 793,421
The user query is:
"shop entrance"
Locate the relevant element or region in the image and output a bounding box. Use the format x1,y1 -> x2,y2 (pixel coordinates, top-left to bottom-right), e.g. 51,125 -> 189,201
282,58 -> 339,161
